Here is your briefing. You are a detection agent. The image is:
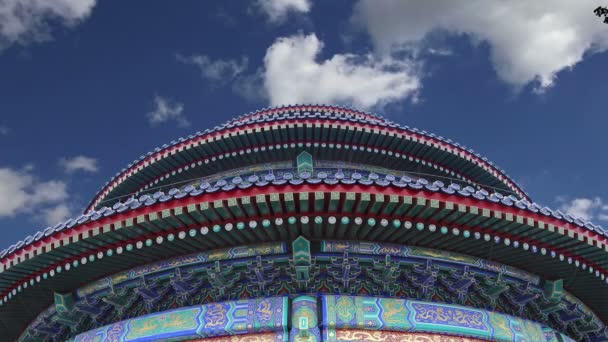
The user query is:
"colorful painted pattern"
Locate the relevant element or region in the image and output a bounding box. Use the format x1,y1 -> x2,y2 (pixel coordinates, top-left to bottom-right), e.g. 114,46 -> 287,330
290,296 -> 321,342
74,297 -> 288,342
322,295 -> 549,342
77,243 -> 286,297
542,329 -> 576,342
321,241 -> 539,285
334,330 -> 486,341
186,333 -> 286,341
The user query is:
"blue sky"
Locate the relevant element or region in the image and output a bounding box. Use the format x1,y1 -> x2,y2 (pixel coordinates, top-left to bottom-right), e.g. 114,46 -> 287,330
1,0 -> 608,249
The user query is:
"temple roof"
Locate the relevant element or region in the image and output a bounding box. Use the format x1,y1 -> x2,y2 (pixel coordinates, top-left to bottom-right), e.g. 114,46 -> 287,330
84,105 -> 530,211
2,105 -> 607,340
1,169 -> 608,339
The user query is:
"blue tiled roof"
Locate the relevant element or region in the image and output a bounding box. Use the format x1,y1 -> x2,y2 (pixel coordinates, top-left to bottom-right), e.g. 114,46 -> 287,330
1,168 -> 604,259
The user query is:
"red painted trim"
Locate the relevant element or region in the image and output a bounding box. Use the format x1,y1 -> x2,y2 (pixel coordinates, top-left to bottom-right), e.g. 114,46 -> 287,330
3,183 -> 602,270
1,198 -> 606,303
128,139 -> 478,200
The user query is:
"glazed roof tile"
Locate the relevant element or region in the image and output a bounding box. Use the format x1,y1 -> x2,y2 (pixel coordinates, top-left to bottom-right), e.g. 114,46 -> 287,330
86,105 -> 530,210
2,169 -> 606,260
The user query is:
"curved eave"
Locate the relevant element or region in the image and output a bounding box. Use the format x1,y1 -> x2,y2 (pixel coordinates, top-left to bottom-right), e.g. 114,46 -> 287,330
1,180 -> 608,333
85,105 -> 529,211
18,241 -> 603,342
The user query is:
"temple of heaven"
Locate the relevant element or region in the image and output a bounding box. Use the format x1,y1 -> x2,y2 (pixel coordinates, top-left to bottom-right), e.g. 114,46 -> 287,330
3,104 -> 608,342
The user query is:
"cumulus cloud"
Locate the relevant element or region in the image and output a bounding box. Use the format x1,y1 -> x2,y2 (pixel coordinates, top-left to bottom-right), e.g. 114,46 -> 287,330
231,69 -> 268,103
558,196 -> 608,222
59,155 -> 98,173
176,53 -> 248,83
147,95 -> 189,127
353,0 -> 608,91
255,0 -> 311,23
261,33 -> 421,109
0,167 -> 69,221
39,203 -> 72,226
0,0 -> 96,51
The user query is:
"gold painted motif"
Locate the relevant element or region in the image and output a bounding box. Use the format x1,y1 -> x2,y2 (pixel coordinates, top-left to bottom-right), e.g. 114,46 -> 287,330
335,330 -> 485,341
204,303 -> 228,328
381,299 -> 406,326
256,300 -> 274,323
336,296 -> 356,323
489,312 -> 511,340
127,309 -> 197,337
378,246 -> 405,255
522,318 -> 545,342
414,305 -> 485,330
410,248 -> 476,264
186,332 -> 281,341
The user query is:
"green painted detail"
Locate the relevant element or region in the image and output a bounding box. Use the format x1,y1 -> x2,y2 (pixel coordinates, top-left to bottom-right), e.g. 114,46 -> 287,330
329,192 -> 340,212
290,295 -> 320,341
284,193 -> 296,212
544,279 -> 564,302
299,192 -> 309,212
297,151 -> 313,174
256,194 -> 270,215
322,295 -> 549,342
314,192 -> 325,212
342,192 -> 356,212
54,292 -> 75,313
269,193 -> 283,214
293,236 -> 311,266
74,297 -> 289,342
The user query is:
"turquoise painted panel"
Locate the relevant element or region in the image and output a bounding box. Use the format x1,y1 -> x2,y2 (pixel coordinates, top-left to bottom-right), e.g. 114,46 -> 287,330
77,242 -> 286,297
322,295 -> 550,342
289,296 -> 320,342
321,240 -> 539,285
74,297 -> 288,342
543,328 -> 577,342
297,151 -> 313,174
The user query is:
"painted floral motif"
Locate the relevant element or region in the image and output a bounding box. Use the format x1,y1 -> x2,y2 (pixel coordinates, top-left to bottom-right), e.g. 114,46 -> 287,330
335,330 -> 485,341
380,299 -> 407,326
106,323 -> 125,342
126,308 -> 199,338
336,296 -> 356,323
413,304 -> 485,330
204,303 -> 229,328
187,333 -> 284,341
256,299 -> 274,323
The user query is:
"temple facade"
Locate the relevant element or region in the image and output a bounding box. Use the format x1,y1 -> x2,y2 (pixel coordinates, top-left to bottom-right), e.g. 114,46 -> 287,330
3,105 -> 607,341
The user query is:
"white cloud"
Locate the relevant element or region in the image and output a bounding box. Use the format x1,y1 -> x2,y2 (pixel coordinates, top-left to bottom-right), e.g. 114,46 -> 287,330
0,0 -> 96,51
261,33 -> 421,109
59,155 -> 98,173
558,196 -> 608,222
0,167 -> 69,220
353,0 -> 608,91
147,95 -> 189,127
255,0 -> 311,23
231,69 -> 268,103
39,203 -> 72,225
176,54 -> 248,83
0,125 -> 7,135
